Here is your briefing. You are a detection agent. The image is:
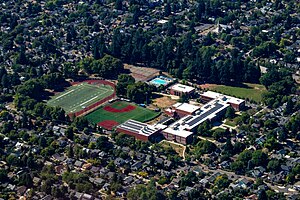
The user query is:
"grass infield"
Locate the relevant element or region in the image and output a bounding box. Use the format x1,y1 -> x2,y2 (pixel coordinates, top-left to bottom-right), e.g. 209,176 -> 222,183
47,82 -> 114,113
85,101 -> 160,128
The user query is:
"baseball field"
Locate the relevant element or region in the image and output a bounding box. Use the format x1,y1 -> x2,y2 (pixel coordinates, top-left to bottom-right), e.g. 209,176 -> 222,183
85,101 -> 160,130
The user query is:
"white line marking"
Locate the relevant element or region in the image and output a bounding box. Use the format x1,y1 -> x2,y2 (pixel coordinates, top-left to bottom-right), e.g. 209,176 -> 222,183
79,95 -> 99,106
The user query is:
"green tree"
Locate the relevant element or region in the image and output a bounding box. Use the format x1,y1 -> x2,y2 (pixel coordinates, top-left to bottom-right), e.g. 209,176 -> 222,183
116,74 -> 135,96
127,182 -> 165,200
96,136 -> 112,152
267,159 -> 280,172
251,150 -> 268,167
214,174 -> 230,189
225,106 -> 235,119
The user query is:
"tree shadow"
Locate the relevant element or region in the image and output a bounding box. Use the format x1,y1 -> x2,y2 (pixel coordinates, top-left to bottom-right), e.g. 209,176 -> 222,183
229,82 -> 252,89
152,93 -> 163,99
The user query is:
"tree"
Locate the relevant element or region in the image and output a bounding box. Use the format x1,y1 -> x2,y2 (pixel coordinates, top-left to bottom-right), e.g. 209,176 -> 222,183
126,82 -> 154,104
72,117 -> 89,130
0,169 -> 8,183
214,174 -> 230,189
194,140 -> 217,158
251,150 -> 268,167
197,120 -> 212,136
1,74 -> 9,88
115,0 -> 123,10
180,172 -> 198,187
19,173 -> 33,187
237,150 -> 252,165
116,74 -> 135,96
267,159 -> 280,172
230,161 -> 245,174
65,127 -> 74,140
258,190 -> 267,200
127,182 -> 165,200
96,136 -> 112,152
164,3 -> 171,17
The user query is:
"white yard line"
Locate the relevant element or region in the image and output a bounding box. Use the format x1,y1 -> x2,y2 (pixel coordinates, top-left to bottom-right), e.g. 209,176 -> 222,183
79,95 -> 99,106
51,89 -> 75,101
64,86 -> 114,112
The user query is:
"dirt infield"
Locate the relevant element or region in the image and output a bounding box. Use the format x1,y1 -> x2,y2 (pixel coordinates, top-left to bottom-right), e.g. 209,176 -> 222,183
97,120 -> 119,130
103,104 -> 136,113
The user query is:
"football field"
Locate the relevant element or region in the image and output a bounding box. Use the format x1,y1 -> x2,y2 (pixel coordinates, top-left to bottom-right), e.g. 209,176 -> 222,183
47,82 -> 114,113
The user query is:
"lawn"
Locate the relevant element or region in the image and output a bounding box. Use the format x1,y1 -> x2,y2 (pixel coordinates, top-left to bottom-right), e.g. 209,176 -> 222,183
207,83 -> 266,103
47,82 -> 114,113
160,141 -> 185,157
85,101 -> 160,127
224,119 -> 237,127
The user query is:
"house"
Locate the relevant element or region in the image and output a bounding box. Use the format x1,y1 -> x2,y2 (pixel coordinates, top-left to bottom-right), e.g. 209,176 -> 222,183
124,176 -> 134,185
230,178 -> 252,190
74,160 -> 84,168
208,172 -> 221,183
164,160 -> 172,169
17,186 -> 27,196
131,161 -> 143,171
219,161 -> 230,169
155,157 -> 164,166
102,183 -> 110,191
199,178 -> 209,187
114,157 -> 125,167
55,165 -> 66,175
95,178 -> 106,186
81,193 -> 94,200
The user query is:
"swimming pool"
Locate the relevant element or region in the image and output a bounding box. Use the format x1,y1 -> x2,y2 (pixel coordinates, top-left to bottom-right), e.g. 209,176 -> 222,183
150,78 -> 168,85
149,76 -> 173,86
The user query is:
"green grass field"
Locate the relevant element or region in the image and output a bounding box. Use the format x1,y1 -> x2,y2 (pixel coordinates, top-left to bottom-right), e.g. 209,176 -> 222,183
85,101 -> 160,125
208,83 -> 266,103
47,82 -> 114,113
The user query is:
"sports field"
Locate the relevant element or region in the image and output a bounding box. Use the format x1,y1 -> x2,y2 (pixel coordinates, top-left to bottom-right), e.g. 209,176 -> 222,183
47,82 -> 114,113
85,101 -> 160,130
200,83 -> 266,103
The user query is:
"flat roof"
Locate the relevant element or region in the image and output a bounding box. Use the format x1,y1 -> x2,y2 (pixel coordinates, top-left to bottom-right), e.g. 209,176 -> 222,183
163,127 -> 194,138
170,83 -> 195,93
117,120 -> 161,137
169,100 -> 229,131
173,103 -> 200,114
201,91 -> 245,105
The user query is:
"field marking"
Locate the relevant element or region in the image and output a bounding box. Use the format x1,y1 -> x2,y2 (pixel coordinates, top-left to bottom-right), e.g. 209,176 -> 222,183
48,83 -> 115,113
66,88 -> 114,112
50,89 -> 75,101
79,95 -> 99,106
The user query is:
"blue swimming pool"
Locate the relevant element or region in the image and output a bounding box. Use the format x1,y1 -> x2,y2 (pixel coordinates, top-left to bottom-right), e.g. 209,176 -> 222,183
149,76 -> 173,86
150,78 -> 167,85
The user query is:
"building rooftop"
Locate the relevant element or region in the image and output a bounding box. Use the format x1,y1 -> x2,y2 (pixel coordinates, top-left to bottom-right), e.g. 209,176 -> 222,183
117,120 -> 161,137
201,91 -> 245,105
173,103 -> 200,114
170,84 -> 195,93
163,127 -> 194,138
169,100 -> 230,131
